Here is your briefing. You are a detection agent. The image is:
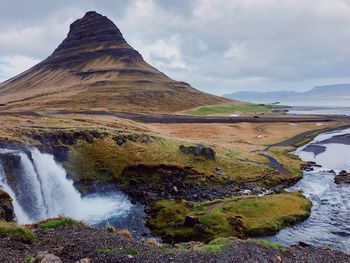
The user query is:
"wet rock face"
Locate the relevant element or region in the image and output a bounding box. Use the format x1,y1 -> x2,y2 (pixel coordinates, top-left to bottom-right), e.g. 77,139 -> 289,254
334,170 -> 350,184
179,144 -> 216,160
38,11 -> 142,70
0,189 -> 14,221
32,130 -> 107,162
0,153 -> 22,185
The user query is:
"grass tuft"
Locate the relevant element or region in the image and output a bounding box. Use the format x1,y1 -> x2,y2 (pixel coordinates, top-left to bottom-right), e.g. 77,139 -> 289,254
246,239 -> 286,251
0,221 -> 35,244
97,247 -> 138,255
38,217 -> 84,229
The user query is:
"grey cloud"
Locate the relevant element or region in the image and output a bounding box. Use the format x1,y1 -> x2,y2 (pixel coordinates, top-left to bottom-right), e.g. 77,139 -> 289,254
1,0 -> 350,94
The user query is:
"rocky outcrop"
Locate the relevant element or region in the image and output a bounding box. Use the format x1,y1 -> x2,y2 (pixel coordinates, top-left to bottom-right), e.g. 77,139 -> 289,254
300,161 -> 321,172
32,130 -> 107,162
179,144 -> 216,160
0,189 -> 14,221
31,252 -> 62,263
120,164 -> 239,205
229,216 -> 247,239
112,134 -> 156,146
334,170 -> 350,184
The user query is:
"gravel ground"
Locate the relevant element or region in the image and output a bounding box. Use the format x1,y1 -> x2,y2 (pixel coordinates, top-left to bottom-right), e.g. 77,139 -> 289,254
1,226 -> 350,263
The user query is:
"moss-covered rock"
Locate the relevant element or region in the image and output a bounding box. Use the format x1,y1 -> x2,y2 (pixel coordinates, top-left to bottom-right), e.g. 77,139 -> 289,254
147,192 -> 311,243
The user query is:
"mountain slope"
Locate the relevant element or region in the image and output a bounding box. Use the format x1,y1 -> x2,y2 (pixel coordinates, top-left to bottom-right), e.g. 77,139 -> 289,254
0,11 -> 228,113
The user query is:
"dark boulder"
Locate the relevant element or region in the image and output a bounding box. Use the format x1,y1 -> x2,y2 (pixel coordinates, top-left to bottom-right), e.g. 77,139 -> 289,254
0,189 -> 14,221
215,167 -> 225,175
179,144 -> 216,160
184,215 -> 199,228
334,170 -> 350,184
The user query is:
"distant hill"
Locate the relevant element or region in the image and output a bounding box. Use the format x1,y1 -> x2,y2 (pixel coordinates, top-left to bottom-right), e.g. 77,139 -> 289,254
0,11 -> 228,113
225,84 -> 350,101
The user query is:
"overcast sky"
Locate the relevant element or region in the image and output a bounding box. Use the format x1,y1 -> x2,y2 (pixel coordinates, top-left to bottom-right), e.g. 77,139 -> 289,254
2,0 -> 350,95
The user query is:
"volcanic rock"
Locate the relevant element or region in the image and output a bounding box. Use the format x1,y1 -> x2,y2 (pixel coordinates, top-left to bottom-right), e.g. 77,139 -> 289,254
0,189 -> 14,221
179,144 -> 216,160
184,215 -> 199,228
32,251 -> 62,263
334,170 -> 350,184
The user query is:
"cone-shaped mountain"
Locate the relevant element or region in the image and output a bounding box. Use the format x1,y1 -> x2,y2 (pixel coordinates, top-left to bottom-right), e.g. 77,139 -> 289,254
0,11 -> 228,113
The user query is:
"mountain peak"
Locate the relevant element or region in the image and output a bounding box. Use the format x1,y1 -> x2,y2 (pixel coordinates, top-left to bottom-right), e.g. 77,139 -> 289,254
66,11 -> 126,45
49,11 -> 132,64
0,11 -> 227,113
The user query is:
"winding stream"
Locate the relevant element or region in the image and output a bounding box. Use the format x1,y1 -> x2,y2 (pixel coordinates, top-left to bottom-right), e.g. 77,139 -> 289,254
267,128 -> 350,253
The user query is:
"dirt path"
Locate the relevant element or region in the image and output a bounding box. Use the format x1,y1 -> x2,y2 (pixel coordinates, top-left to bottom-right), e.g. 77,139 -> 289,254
61,111 -> 336,123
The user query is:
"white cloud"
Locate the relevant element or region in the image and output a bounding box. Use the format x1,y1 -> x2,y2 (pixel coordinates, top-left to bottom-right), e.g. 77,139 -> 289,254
0,55 -> 39,82
136,36 -> 187,70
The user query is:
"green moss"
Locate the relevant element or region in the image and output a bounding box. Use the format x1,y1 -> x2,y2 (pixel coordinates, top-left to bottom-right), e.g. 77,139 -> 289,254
126,247 -> 138,255
0,221 -> 35,244
97,247 -> 138,255
21,254 -> 36,263
148,193 -> 311,243
195,237 -> 231,254
185,103 -> 284,116
97,247 -> 119,254
38,217 -> 84,229
246,239 -> 286,251
197,244 -> 224,253
225,150 -> 240,159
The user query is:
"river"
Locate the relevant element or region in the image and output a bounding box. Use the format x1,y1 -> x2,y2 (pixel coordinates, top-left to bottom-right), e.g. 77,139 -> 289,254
267,128 -> 350,253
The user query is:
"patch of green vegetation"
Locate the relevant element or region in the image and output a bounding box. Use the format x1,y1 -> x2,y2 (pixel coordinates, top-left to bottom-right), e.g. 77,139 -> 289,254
38,217 -> 84,229
0,221 -> 35,244
21,254 -> 36,263
246,239 -> 286,251
97,247 -> 119,254
97,247 -> 138,255
196,237 -> 232,254
185,103 -> 284,116
67,136 -> 278,188
148,193 -> 311,243
225,150 -> 240,159
126,247 -> 138,255
197,244 -> 224,253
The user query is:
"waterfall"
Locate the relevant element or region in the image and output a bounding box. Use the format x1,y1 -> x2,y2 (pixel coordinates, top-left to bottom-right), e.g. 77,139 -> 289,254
0,147 -> 132,225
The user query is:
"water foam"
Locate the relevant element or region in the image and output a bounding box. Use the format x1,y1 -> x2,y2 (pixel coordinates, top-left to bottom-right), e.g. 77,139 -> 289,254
0,148 -> 132,225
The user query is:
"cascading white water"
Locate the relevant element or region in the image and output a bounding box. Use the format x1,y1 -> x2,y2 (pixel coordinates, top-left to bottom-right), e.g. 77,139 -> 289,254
0,147 -> 132,225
